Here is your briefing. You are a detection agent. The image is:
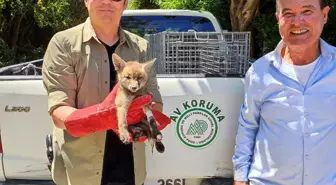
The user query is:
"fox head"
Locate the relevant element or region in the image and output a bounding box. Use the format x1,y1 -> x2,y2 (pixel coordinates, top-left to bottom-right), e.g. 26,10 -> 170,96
112,53 -> 156,93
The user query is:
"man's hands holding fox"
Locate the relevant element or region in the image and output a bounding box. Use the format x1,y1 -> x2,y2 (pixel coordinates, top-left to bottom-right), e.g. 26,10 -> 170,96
63,83 -> 171,142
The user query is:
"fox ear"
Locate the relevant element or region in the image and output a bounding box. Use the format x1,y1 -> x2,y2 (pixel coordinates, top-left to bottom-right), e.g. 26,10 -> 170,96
143,58 -> 156,73
112,53 -> 127,71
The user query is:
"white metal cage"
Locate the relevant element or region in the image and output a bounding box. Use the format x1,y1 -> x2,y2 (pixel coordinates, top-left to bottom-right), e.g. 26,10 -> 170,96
144,30 -> 251,76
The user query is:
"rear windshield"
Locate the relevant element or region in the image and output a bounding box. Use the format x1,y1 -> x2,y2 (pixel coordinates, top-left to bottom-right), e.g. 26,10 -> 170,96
120,15 -> 216,37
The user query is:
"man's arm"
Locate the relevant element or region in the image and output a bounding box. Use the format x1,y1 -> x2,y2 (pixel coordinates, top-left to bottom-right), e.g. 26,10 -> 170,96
42,34 -> 78,130
141,39 -> 163,112
147,65 -> 163,113
232,66 -> 262,183
50,106 -> 77,129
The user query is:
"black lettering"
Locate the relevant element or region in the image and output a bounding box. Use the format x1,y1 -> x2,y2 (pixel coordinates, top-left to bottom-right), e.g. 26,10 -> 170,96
174,179 -> 181,185
212,107 -> 221,115
4,106 -> 30,112
183,101 -> 190,110
206,102 -> 213,109
170,116 -> 178,122
157,179 -> 186,185
166,179 -> 173,185
157,179 -> 164,185
173,108 -> 181,115
218,115 -> 225,122
191,100 -> 198,107
199,100 -> 206,108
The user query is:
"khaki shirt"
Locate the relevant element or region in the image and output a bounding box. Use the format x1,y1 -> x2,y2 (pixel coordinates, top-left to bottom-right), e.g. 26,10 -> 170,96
42,17 -> 162,185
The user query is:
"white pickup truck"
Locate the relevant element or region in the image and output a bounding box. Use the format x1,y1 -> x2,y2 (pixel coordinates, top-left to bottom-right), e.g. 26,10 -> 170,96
0,10 -> 251,185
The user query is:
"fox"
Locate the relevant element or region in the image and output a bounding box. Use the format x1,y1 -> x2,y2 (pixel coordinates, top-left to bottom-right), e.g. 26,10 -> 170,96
112,53 -> 165,153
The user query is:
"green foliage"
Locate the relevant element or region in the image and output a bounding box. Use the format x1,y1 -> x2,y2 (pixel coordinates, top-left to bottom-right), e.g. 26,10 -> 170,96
253,13 -> 280,56
0,38 -> 14,68
160,0 -> 231,30
34,0 -> 87,32
1,0 -> 336,67
128,0 -> 231,30
321,0 -> 336,45
128,0 -> 160,9
0,0 -> 88,67
34,0 -> 71,31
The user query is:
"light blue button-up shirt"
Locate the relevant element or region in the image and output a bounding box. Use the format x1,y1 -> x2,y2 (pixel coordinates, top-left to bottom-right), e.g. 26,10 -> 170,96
232,38 -> 336,185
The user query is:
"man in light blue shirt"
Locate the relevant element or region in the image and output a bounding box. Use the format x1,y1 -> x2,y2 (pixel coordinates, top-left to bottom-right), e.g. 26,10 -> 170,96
232,0 -> 336,184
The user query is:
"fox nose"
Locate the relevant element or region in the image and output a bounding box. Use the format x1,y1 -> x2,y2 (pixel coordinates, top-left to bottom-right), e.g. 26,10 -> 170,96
131,86 -> 137,90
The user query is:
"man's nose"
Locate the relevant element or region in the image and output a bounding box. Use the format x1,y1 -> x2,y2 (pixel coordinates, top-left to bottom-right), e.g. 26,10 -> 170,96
292,14 -> 304,25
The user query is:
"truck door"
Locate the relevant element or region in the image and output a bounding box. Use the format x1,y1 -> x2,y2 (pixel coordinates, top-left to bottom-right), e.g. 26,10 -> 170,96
0,79 -> 53,180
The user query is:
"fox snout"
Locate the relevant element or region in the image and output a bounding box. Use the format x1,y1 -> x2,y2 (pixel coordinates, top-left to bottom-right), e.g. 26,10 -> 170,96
129,85 -> 138,92
126,80 -> 141,92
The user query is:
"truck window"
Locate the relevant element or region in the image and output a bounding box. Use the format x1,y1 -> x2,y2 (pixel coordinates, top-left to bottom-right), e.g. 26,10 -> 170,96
120,15 -> 216,37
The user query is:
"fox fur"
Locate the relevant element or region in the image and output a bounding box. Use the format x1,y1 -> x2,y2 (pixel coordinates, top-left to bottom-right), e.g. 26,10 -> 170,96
112,53 -> 165,153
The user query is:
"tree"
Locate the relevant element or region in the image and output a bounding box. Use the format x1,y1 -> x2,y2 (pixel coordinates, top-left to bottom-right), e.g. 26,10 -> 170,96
128,0 -> 160,9
229,0 -> 260,31
160,0 -> 231,30
0,0 -> 87,67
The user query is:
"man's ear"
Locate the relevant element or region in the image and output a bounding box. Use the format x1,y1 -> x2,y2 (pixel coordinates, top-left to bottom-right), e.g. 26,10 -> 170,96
143,58 -> 156,73
112,53 -> 127,71
84,0 -> 88,7
275,12 -> 280,22
322,6 -> 330,24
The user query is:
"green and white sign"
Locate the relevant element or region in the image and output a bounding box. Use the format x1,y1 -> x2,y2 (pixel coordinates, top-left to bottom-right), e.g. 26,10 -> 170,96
170,99 -> 225,149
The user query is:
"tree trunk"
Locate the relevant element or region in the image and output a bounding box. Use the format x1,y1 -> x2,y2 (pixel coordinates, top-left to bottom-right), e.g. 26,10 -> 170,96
11,12 -> 26,53
230,0 -> 260,57
230,0 -> 260,31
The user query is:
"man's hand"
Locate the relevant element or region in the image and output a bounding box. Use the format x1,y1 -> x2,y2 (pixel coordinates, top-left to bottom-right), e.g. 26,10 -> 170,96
234,181 -> 249,185
152,102 -> 163,112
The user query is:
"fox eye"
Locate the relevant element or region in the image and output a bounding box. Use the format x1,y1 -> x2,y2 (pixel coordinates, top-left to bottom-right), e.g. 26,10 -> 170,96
137,76 -> 143,80
125,76 -> 131,79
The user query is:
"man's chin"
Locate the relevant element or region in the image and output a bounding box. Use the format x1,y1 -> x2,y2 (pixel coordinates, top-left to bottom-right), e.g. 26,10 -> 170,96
285,39 -> 313,50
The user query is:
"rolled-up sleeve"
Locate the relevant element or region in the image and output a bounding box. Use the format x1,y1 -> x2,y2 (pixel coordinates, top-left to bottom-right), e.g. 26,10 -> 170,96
232,66 -> 261,181
141,40 -> 162,104
147,67 -> 162,104
42,34 -> 77,114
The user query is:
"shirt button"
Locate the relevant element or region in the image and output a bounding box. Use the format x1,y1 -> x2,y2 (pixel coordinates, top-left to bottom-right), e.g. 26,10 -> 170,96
99,150 -> 102,153
96,172 -> 100,175
105,81 -> 107,84
105,60 -> 107,63
305,133 -> 309,137
305,155 -> 309,159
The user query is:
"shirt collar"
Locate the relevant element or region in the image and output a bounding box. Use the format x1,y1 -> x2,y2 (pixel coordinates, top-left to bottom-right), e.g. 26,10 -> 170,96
82,17 -> 131,47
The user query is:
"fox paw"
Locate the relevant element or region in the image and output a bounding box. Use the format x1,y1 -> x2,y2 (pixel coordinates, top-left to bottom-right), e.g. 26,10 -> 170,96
119,132 -> 131,144
156,134 -> 163,142
155,141 -> 165,153
128,126 -> 143,142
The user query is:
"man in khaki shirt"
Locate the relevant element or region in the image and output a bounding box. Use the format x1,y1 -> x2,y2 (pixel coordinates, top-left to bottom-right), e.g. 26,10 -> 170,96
42,0 -> 170,185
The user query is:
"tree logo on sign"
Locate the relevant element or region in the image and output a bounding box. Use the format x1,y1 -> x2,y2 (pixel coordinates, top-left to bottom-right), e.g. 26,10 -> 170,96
170,99 -> 225,149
